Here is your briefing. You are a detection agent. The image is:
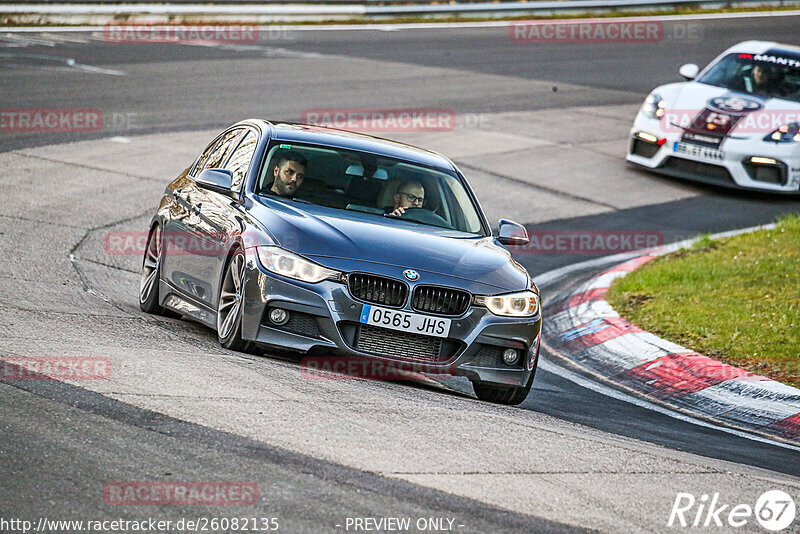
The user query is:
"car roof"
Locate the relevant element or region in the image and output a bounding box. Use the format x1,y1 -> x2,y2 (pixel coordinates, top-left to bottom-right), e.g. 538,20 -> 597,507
241,120 -> 457,172
722,40 -> 800,57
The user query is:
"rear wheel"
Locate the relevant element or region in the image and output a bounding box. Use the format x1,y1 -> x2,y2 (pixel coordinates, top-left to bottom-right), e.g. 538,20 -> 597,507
217,248 -> 253,352
139,224 -> 169,315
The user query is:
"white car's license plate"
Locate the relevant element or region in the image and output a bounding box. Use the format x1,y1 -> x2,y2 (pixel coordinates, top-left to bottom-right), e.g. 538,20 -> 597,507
359,305 -> 451,338
673,141 -> 724,161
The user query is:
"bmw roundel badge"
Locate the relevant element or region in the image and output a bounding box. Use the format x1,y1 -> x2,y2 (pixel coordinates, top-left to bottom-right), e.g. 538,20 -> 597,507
403,269 -> 419,281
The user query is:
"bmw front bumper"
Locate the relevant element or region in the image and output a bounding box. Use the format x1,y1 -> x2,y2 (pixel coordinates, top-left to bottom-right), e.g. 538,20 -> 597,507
239,247 -> 542,389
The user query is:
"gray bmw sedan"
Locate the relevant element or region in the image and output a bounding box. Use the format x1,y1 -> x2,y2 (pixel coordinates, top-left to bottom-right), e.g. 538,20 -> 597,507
140,120 -> 541,404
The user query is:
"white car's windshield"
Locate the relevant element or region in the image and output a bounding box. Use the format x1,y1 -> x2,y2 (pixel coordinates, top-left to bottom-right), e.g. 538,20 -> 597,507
697,52 -> 800,102
255,142 -> 485,234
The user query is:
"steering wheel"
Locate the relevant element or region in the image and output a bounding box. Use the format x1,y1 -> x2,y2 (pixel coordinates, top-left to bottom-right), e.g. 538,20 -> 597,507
400,207 -> 451,228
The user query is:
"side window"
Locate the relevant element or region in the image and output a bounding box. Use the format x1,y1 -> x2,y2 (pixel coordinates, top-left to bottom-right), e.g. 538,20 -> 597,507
443,175 -> 481,233
191,135 -> 223,176
200,128 -> 246,174
223,131 -> 258,191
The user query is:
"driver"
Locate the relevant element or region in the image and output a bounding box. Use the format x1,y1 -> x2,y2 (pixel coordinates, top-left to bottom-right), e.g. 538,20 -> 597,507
266,150 -> 307,197
386,180 -> 424,216
740,63 -> 782,95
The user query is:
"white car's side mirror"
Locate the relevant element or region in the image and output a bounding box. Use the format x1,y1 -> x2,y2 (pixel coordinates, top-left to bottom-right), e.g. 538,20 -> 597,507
679,63 -> 699,81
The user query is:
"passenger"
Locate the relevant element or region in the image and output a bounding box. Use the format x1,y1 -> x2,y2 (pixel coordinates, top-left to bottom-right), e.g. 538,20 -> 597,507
267,150 -> 307,197
749,64 -> 779,95
386,180 -> 424,217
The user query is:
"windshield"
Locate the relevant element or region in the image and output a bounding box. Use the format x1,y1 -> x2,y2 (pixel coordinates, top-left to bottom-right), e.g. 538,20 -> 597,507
254,141 -> 485,234
697,52 -> 800,102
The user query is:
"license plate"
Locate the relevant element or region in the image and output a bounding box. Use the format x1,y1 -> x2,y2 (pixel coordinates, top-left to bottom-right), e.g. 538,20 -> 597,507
359,305 -> 451,338
673,141 -> 724,161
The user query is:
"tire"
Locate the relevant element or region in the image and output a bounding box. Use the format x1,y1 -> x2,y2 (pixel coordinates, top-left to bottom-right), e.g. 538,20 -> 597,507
217,247 -> 253,352
139,224 -> 170,316
472,345 -> 539,406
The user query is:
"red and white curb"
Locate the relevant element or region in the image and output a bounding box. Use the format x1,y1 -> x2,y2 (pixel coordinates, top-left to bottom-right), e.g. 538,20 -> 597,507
541,227 -> 800,446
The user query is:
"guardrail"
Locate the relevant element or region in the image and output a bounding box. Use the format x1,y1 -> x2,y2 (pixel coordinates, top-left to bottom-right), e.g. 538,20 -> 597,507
6,0 -> 799,4
2,0 -> 798,21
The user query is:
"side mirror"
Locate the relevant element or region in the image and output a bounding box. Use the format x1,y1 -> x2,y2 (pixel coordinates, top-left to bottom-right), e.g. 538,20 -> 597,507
196,168 -> 233,195
679,63 -> 699,81
497,219 -> 529,246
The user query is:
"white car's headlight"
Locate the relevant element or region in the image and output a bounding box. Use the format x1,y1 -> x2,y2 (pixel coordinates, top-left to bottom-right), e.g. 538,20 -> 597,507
765,122 -> 800,143
473,290 -> 540,317
642,93 -> 666,119
256,246 -> 340,283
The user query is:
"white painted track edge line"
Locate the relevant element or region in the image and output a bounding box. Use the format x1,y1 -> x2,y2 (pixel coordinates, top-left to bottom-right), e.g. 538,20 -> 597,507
536,223 -> 775,289
539,357 -> 800,452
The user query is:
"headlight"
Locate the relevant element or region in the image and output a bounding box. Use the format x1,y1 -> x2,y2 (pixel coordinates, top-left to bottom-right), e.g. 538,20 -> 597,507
256,246 -> 340,283
473,290 -> 540,317
642,93 -> 666,119
765,123 -> 800,143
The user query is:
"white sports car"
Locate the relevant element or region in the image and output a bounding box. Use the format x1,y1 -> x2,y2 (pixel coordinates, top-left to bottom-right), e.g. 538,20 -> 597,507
627,40 -> 800,193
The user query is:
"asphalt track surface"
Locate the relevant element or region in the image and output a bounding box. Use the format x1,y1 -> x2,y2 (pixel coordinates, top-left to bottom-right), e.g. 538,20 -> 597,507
2,14 -> 800,533
3,13 -> 800,150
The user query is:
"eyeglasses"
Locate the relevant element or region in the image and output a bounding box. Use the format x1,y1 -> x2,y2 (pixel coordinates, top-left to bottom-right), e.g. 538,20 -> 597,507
399,192 -> 424,204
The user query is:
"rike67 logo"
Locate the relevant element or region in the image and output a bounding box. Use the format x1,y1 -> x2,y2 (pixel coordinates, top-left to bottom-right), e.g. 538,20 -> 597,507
668,490 -> 796,531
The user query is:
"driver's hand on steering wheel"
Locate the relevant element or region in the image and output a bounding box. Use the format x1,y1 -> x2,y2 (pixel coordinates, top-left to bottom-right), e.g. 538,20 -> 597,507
389,206 -> 408,216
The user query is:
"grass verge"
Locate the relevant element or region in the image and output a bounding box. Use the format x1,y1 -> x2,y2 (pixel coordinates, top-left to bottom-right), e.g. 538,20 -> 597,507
607,214 -> 800,388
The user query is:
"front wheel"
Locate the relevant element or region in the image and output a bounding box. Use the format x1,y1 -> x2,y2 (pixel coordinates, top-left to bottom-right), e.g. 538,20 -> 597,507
217,248 -> 253,352
139,224 -> 169,315
472,346 -> 539,405
473,381 -> 531,405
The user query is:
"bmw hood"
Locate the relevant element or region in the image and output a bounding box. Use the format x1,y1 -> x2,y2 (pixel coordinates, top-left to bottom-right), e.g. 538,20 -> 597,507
249,198 -> 529,293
